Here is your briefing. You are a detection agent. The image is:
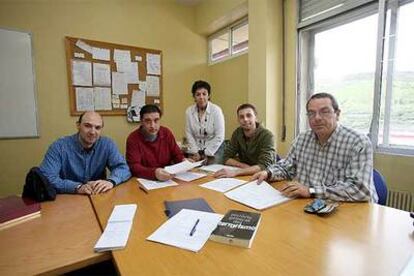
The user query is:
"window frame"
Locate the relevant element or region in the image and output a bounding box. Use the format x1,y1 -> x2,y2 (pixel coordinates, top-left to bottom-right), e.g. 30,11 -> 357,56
208,17 -> 248,65
296,0 -> 414,156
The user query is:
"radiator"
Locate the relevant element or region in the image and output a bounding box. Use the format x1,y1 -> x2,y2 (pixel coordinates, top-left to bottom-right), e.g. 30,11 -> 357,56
387,190 -> 414,212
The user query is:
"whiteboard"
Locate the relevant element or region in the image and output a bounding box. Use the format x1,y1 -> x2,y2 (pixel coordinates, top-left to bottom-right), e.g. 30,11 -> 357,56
0,28 -> 39,138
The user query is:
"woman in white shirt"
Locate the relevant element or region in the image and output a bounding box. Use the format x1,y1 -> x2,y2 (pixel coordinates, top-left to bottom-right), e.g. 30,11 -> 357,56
185,80 -> 225,163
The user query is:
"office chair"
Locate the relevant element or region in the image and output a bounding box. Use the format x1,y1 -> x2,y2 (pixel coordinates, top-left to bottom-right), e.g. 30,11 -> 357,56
373,169 -> 388,206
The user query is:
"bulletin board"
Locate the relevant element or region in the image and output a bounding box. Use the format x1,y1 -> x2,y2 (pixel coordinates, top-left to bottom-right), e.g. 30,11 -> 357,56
64,36 -> 162,119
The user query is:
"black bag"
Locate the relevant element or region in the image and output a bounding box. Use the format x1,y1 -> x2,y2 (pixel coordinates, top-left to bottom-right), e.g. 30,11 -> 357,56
22,167 -> 56,202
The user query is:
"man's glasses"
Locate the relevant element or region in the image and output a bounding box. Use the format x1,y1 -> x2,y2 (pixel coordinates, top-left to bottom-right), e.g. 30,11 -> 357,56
306,108 -> 335,119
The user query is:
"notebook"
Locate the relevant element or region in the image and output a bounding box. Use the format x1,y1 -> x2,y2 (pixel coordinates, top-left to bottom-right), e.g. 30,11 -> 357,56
164,198 -> 214,218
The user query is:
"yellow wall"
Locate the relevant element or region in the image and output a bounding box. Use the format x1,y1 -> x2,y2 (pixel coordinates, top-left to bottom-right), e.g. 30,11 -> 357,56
0,0 -> 208,195
209,55 -> 248,138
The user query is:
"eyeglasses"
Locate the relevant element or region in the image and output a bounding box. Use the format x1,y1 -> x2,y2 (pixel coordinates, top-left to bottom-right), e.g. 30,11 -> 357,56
306,108 -> 335,119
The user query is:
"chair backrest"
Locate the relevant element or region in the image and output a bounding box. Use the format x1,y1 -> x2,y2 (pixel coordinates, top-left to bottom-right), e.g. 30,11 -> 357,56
373,169 -> 388,205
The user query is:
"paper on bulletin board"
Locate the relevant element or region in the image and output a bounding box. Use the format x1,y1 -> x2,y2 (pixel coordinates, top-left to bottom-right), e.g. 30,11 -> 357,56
114,49 -> 131,62
92,47 -> 110,61
146,53 -> 161,75
131,90 -> 146,108
94,87 -> 112,110
75,87 -> 94,111
93,63 -> 111,86
72,60 -> 92,86
116,61 -> 139,84
112,72 -> 128,95
146,75 -> 160,97
139,81 -> 147,92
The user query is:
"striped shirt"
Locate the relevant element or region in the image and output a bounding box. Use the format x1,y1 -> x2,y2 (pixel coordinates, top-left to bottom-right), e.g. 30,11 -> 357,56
267,125 -> 378,202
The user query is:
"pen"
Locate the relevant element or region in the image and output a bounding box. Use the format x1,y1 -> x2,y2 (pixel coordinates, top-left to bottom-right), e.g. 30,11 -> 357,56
189,219 -> 200,236
139,186 -> 148,194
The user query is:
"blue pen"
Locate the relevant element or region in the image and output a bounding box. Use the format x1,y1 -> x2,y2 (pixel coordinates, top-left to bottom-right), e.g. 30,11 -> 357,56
189,219 -> 200,236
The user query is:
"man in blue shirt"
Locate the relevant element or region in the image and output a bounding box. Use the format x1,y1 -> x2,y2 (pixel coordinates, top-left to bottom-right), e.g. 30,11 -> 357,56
39,111 -> 131,195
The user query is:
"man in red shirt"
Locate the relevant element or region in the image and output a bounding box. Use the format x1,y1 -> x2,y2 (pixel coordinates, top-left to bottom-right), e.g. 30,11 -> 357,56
126,104 -> 185,181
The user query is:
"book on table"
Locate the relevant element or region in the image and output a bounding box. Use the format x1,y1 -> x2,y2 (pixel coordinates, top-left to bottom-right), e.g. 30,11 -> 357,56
209,209 -> 261,248
0,195 -> 41,230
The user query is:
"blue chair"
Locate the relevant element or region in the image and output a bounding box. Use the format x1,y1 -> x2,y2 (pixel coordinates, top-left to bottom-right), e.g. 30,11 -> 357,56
373,169 -> 388,205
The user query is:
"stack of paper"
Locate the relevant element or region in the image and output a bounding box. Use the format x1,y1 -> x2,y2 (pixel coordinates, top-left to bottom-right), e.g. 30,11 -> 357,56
137,178 -> 178,191
94,204 -> 137,252
199,178 -> 247,193
164,160 -> 205,174
224,181 -> 291,210
147,209 -> 223,252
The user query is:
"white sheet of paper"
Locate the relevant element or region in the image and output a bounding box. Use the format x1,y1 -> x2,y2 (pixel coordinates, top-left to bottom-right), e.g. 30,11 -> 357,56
108,204 -> 137,222
137,178 -> 178,190
146,53 -> 161,75
199,164 -> 239,173
199,178 -> 247,193
146,75 -> 160,96
75,39 -> 93,54
135,55 -> 142,61
224,181 -> 291,210
94,204 -> 137,252
75,87 -> 94,111
113,49 -> 131,61
94,87 -> 112,110
72,60 -> 92,86
112,72 -> 128,95
117,61 -> 139,84
93,63 -> 111,86
164,160 -> 204,175
92,47 -> 110,61
175,172 -> 207,182
146,209 -> 223,252
131,90 -> 145,107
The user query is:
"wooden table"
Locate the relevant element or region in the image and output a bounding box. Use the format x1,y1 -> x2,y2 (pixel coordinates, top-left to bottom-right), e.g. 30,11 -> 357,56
0,194 -> 110,275
91,176 -> 414,275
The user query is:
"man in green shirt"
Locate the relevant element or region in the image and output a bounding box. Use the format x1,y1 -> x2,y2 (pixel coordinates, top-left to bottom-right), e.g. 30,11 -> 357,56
214,103 -> 277,178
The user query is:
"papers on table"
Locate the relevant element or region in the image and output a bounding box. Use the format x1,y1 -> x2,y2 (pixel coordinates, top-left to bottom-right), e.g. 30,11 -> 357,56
225,181 -> 291,210
175,171 -> 207,182
94,204 -> 137,252
147,209 -> 223,252
164,160 -> 204,175
199,178 -> 247,193
199,164 -> 239,173
137,178 -> 178,191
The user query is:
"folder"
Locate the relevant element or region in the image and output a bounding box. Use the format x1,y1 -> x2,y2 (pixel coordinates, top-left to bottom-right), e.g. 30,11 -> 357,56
164,198 -> 214,218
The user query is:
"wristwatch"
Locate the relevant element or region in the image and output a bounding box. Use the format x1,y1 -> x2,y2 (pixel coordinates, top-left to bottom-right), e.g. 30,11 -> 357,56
107,179 -> 116,186
309,187 -> 316,198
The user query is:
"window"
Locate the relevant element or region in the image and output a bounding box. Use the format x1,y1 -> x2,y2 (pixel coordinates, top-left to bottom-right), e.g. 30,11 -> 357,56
298,0 -> 414,155
208,18 -> 248,64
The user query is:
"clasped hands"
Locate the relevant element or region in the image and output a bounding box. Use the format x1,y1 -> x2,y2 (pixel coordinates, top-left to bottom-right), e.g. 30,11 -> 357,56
76,180 -> 114,195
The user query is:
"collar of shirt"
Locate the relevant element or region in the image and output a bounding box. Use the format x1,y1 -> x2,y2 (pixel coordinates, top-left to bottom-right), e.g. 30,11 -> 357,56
138,126 -> 166,143
192,102 -> 212,116
313,124 -> 342,148
71,133 -> 97,154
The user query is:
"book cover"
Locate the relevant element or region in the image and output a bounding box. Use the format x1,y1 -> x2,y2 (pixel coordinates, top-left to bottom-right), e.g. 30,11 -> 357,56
164,198 -> 214,218
209,210 -> 261,248
0,195 -> 41,230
